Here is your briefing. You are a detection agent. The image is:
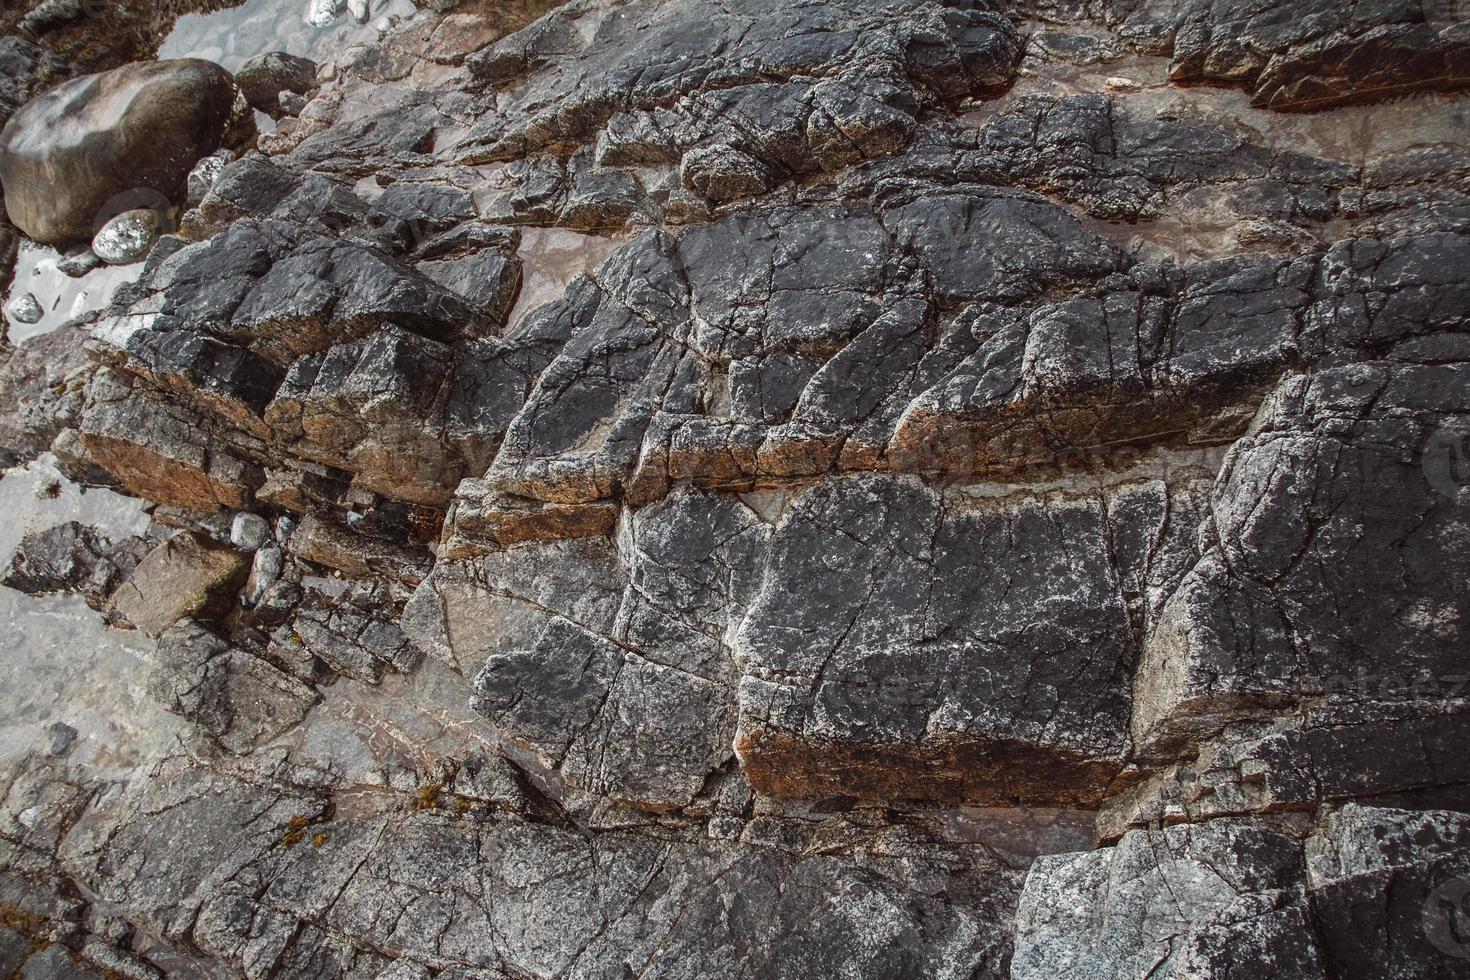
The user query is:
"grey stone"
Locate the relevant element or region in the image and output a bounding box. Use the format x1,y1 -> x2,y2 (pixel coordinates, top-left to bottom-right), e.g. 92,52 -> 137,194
5,292 -> 43,325
229,512 -> 272,551
2,520 -> 150,609
185,149 -> 233,207
235,52 -> 318,118
90,208 -> 159,266
1012,821 -> 1307,980
107,531 -> 249,636
55,249 -> 103,278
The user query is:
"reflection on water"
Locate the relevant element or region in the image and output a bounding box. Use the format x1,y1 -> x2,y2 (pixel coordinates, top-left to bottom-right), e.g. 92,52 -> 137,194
158,0 -> 417,72
4,241 -> 143,344
0,456 -> 172,780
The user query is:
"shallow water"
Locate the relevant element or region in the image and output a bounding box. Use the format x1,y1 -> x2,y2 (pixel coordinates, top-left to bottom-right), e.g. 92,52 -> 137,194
158,0 -> 417,72
4,241 -> 144,343
0,457 -> 170,781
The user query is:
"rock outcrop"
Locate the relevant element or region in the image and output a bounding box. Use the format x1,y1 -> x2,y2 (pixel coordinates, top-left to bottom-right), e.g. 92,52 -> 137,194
0,0 -> 1467,977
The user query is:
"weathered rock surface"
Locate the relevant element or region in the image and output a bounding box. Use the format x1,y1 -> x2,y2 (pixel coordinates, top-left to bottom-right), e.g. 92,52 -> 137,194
235,51 -> 318,118
0,0 -> 1467,977
0,58 -> 250,244
107,529 -> 249,635
1014,805 -> 1470,980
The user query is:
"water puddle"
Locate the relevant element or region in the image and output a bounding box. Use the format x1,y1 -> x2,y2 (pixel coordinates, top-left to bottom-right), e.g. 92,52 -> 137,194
158,0 -> 417,72
0,456 -> 172,781
4,241 -> 143,343
506,226 -> 628,329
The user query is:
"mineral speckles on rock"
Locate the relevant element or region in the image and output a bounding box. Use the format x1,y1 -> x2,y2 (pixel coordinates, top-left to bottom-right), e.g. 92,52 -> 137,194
90,208 -> 160,266
4,291 -> 41,324
0,0 -> 1468,976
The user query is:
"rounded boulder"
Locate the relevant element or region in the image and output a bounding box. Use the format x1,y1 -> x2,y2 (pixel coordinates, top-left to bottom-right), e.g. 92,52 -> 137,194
0,58 -> 250,246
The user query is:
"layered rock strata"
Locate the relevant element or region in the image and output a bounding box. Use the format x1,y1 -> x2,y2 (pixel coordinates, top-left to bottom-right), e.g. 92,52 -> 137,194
0,0 -> 1467,977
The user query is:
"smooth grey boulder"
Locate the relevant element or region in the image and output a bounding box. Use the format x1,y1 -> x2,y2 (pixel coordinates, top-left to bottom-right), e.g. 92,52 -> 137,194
0,58 -> 250,245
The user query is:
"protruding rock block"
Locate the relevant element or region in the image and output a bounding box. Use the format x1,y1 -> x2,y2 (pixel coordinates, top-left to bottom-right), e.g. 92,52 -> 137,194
1133,358 -> 1470,757
733,475 -> 1145,807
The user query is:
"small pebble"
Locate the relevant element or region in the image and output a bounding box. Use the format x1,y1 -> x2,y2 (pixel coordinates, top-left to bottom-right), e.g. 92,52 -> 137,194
247,545 -> 285,606
46,721 -> 78,756
56,248 -> 104,278
307,0 -> 346,27
230,511 -> 273,551
1104,76 -> 1142,91
5,292 -> 43,324
91,209 -> 160,265
347,0 -> 370,23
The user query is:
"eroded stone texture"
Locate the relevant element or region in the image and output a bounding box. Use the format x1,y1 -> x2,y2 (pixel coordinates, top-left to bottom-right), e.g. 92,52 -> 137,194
1013,820 -> 1310,980
462,0 -> 1024,178
1038,0 -> 1470,110
1134,352 -> 1470,756
1015,806 -> 1470,980
2,0 -> 1468,976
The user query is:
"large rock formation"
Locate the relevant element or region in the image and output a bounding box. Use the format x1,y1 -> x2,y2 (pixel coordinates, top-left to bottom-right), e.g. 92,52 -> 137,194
0,0 -> 1467,977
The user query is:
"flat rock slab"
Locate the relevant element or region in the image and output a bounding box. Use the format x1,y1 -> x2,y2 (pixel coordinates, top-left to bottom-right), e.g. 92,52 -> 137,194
107,530 -> 248,636
734,474 -> 1180,807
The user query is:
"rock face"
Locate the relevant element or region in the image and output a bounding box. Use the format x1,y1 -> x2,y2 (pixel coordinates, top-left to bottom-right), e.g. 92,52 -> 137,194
0,0 -> 1468,977
0,58 -> 249,244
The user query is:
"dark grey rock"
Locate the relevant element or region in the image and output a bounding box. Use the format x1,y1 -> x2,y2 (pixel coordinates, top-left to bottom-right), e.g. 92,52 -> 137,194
149,620 -> 319,752
2,520 -> 150,609
234,52 -> 318,118
5,292 -> 42,325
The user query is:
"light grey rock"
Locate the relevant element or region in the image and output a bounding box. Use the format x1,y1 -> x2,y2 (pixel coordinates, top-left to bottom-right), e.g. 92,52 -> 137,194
148,620 -> 318,752
90,208 -> 159,266
185,149 -> 233,207
229,511 -> 272,551
1012,821 -> 1308,980
246,544 -> 284,606
307,0 -> 347,29
4,292 -> 42,325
